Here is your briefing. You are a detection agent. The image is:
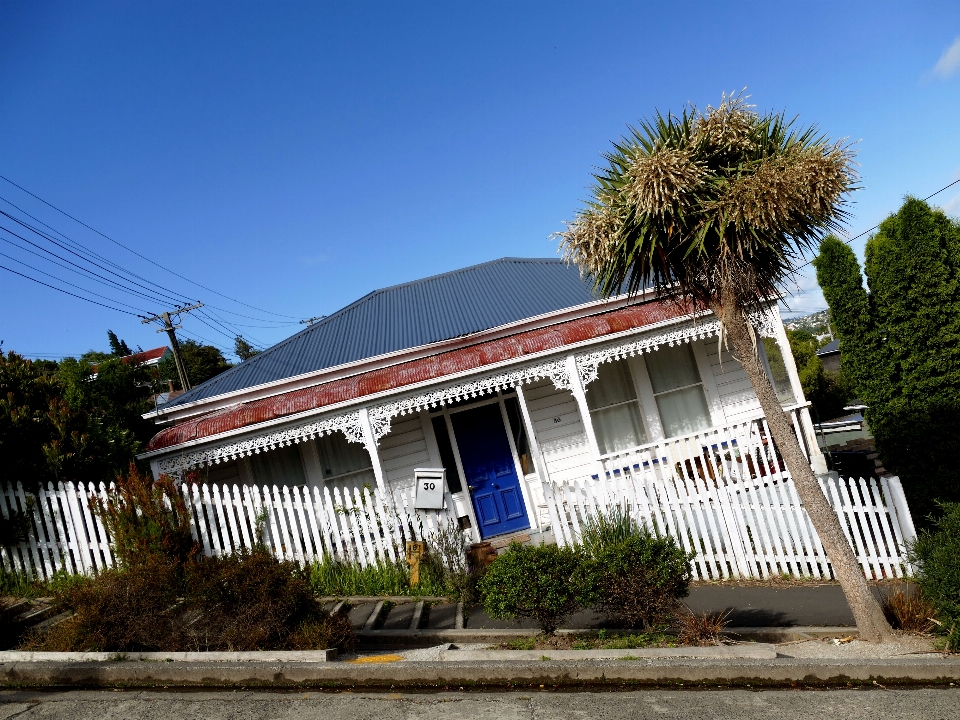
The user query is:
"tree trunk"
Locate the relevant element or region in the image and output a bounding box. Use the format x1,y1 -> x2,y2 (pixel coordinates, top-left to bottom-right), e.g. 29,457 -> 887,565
707,293 -> 894,643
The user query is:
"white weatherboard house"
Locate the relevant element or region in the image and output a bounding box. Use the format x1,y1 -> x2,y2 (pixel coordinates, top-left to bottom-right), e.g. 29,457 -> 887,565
140,258 -> 827,545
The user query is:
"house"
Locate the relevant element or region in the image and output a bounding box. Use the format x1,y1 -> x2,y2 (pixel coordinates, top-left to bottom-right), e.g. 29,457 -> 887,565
139,258 -> 826,543
90,346 -> 171,378
816,339 -> 841,373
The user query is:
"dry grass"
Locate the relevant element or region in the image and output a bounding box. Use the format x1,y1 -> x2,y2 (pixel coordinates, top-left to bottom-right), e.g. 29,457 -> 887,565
675,607 -> 732,645
882,589 -> 937,635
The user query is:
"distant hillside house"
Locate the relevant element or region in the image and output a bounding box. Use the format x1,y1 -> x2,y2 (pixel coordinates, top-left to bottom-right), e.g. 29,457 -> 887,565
139,258 -> 826,542
91,346 -> 171,378
817,339 -> 841,373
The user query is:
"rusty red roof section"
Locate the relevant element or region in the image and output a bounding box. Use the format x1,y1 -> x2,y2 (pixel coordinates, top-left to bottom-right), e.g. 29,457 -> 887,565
146,300 -> 689,453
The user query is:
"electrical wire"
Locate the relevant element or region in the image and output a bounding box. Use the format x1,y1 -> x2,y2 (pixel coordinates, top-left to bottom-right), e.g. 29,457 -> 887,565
0,175 -> 301,319
0,211 -> 195,307
0,192 -> 300,326
0,250 -> 153,313
0,226 -> 194,309
792,176 -> 960,273
0,264 -> 142,315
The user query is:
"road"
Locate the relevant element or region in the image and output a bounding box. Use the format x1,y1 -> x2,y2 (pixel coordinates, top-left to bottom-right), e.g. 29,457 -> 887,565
1,688 -> 958,719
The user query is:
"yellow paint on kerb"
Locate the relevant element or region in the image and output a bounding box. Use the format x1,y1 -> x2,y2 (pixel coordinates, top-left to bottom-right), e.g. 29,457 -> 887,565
347,654 -> 404,664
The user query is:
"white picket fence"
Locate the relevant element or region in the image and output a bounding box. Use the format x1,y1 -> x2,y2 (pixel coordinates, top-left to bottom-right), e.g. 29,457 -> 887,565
0,480 -> 458,580
542,470 -> 917,581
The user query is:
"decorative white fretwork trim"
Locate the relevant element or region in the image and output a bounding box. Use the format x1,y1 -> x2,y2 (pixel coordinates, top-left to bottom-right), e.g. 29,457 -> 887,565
155,411 -> 364,476
154,305 -> 782,473
575,309 -> 779,388
575,318 -> 722,388
366,358 -> 572,440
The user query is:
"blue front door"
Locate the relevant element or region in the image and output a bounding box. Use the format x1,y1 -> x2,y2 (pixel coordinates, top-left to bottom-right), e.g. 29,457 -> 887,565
451,403 -> 530,539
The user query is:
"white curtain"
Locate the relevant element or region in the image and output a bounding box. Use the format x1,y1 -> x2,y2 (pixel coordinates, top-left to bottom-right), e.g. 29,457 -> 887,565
655,386 -> 711,438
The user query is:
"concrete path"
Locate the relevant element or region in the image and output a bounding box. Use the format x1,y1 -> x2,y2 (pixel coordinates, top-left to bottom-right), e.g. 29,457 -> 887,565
2,688 -> 958,719
350,584 -> 864,633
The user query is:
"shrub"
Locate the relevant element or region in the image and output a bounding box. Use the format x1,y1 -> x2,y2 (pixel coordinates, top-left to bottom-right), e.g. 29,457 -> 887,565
580,511 -> 693,629
183,548 -> 352,651
91,464 -> 196,566
422,521 -> 476,602
909,503 -> 960,650
27,554 -> 184,652
25,549 -> 354,652
479,542 -> 587,634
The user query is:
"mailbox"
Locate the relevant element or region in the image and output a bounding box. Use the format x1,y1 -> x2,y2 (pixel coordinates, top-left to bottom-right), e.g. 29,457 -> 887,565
413,468 -> 446,509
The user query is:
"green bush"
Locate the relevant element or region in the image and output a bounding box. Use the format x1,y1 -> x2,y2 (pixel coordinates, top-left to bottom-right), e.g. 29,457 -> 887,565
580,511 -> 693,629
479,542 -> 587,634
909,503 -> 960,650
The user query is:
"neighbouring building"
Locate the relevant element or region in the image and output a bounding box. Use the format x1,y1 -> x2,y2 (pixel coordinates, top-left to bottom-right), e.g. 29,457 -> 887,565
140,258 -> 825,543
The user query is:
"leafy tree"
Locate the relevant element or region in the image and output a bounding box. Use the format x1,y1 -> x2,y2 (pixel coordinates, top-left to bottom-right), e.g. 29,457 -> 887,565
814,199 -> 960,522
234,336 -> 260,361
158,340 -> 232,390
1,336 -> 158,495
107,330 -> 133,358
558,93 -> 893,641
785,329 -> 849,421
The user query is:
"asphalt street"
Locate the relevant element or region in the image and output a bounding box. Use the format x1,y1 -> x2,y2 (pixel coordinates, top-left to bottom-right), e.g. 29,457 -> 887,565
1,688 -> 958,719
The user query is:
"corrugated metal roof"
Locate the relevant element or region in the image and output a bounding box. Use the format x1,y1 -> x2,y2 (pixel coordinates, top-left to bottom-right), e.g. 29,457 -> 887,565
146,300 -> 687,452
165,258 -> 597,408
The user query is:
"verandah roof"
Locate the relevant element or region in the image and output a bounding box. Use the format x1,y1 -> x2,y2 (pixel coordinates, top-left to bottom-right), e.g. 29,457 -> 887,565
145,298 -> 693,453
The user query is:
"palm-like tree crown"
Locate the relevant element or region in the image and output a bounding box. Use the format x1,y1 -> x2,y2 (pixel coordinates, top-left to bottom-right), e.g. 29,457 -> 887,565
559,94 -> 857,311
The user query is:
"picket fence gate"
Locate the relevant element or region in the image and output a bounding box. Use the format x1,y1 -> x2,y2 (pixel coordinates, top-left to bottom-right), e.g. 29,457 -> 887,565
542,470 -> 917,581
0,480 -> 458,581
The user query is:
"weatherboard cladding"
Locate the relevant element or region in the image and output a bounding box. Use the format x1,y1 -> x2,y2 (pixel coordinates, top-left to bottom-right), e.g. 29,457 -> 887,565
146,299 -> 688,453
163,258 -> 598,409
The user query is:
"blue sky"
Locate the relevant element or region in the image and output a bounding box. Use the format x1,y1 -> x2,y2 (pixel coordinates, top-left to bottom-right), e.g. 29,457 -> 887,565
1,1 -> 959,360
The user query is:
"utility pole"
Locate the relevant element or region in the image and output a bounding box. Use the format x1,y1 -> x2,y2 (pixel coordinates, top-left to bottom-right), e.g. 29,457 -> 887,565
140,303 -> 203,391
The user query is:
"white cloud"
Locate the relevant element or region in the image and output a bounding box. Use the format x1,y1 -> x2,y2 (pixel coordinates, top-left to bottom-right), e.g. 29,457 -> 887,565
933,36 -> 960,79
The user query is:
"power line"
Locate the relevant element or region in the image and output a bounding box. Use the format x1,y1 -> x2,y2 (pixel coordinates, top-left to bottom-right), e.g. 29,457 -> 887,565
0,250 -> 153,313
0,175 -> 300,319
0,193 -> 298,326
0,226 -> 192,309
0,212 -> 194,307
0,264 -> 141,315
793,176 -> 960,273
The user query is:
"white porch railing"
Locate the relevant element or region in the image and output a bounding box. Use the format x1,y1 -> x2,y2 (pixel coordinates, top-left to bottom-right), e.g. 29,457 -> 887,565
0,481 -> 458,580
542,408 -> 916,580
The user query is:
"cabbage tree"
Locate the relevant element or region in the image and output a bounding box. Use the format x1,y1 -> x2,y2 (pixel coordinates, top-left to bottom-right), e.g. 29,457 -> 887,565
559,94 -> 893,642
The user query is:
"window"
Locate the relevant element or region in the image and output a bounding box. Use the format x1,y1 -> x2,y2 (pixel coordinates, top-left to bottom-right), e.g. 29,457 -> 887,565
761,337 -> 796,405
644,344 -> 712,438
314,431 -> 372,480
430,415 -> 464,493
250,444 -> 306,487
585,358 -> 647,454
